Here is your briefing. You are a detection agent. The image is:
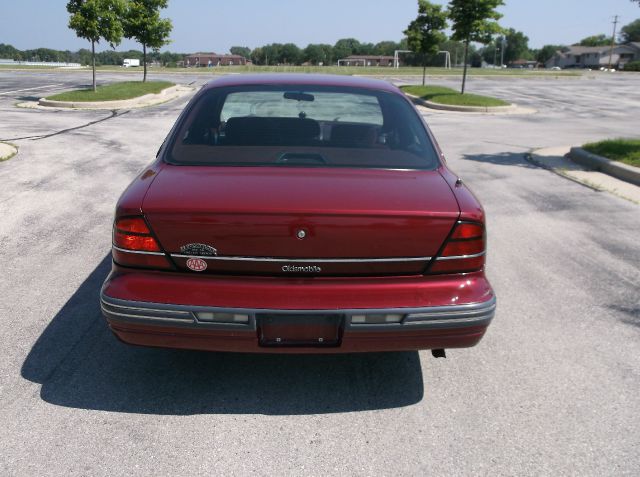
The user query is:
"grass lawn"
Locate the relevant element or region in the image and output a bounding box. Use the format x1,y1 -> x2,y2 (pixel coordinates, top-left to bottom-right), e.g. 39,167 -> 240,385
45,81 -> 174,102
400,85 -> 509,107
583,138 -> 640,168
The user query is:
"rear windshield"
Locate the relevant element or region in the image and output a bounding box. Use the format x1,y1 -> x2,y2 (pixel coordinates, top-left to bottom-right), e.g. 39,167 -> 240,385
168,85 -> 439,169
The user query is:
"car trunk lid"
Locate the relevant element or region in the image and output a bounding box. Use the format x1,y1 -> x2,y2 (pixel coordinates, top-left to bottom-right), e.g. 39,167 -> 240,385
143,166 -> 460,276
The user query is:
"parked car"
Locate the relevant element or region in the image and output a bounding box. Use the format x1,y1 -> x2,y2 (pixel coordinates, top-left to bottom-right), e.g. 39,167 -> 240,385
101,74 -> 496,354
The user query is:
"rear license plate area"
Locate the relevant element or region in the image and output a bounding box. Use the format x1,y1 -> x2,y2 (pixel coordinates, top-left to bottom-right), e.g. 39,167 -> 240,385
257,314 -> 343,347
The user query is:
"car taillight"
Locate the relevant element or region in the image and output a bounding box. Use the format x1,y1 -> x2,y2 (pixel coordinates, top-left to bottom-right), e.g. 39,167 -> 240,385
114,217 -> 161,252
429,221 -> 485,274
112,216 -> 171,269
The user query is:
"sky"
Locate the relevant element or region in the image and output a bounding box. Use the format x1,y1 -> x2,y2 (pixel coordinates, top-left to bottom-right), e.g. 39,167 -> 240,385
1,0 -> 639,53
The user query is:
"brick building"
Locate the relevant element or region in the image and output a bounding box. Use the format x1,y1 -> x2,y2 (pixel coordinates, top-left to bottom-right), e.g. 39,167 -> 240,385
184,53 -> 247,67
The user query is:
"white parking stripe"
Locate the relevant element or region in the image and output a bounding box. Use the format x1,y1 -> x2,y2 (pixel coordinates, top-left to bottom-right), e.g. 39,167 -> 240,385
0,83 -> 64,95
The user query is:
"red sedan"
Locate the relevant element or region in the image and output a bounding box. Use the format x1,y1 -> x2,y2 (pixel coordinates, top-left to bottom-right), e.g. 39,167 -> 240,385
100,74 -> 495,355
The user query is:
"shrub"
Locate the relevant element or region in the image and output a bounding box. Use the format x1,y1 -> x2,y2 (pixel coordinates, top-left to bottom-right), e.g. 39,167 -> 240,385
623,60 -> 640,71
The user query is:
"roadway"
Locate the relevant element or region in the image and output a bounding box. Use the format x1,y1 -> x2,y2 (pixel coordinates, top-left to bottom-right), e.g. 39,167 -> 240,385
0,69 -> 638,476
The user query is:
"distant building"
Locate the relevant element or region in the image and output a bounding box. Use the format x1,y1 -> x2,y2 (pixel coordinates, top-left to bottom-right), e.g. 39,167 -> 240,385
337,55 -> 398,67
184,53 -> 247,67
508,59 -> 539,69
545,43 -> 640,69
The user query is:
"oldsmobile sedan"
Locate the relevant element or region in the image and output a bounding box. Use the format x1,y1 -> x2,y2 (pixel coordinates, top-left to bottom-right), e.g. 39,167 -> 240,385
100,74 -> 496,355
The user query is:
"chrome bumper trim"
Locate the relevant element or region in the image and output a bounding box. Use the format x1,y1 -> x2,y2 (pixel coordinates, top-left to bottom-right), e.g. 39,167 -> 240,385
169,254 -> 432,263
100,293 -> 496,332
435,251 -> 486,261
113,246 -> 166,256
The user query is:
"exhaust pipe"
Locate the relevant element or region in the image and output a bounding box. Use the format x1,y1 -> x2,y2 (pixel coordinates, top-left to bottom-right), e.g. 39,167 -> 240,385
431,349 -> 446,358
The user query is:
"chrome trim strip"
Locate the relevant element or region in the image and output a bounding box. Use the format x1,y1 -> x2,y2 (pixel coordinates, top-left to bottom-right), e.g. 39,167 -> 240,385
101,307 -> 195,324
113,246 -> 166,256
435,251 -> 486,261
101,299 -> 191,316
169,254 -> 432,263
100,293 -> 496,331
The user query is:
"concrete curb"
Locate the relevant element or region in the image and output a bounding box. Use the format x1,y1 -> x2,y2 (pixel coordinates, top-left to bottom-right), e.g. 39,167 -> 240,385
569,147 -> 640,187
406,93 -> 515,113
37,85 -> 190,110
0,142 -> 18,161
528,147 -> 640,204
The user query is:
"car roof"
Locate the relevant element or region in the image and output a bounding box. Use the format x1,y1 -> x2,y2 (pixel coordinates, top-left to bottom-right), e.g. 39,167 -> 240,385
201,73 -> 401,94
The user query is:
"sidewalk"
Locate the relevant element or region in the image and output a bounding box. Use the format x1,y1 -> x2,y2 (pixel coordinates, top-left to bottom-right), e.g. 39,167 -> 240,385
530,147 -> 640,204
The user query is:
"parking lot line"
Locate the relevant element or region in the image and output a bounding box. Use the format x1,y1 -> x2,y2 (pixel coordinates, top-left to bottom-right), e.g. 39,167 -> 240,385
0,83 -> 64,95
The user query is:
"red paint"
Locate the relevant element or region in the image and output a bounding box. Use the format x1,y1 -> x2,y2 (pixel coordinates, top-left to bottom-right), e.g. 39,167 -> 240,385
103,268 -> 493,310
103,74 -> 495,353
143,166 -> 459,274
108,321 -> 488,354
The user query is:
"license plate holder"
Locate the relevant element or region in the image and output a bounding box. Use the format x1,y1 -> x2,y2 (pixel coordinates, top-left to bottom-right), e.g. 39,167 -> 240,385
257,314 -> 343,347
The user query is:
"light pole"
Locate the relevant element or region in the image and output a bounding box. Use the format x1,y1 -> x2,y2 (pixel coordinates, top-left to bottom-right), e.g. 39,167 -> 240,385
608,15 -> 619,70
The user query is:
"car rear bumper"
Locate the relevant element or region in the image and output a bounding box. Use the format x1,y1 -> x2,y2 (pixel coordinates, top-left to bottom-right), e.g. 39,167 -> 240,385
101,267 -> 495,353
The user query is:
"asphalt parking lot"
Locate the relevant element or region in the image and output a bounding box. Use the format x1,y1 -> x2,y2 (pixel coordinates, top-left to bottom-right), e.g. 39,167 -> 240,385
0,69 -> 639,476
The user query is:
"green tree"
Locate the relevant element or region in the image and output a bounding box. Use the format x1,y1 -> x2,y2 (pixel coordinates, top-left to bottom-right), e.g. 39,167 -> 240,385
250,47 -> 265,65
230,46 -> 251,59
318,44 -> 334,65
260,43 -> 283,65
479,38 -> 500,65
0,43 -> 20,59
279,43 -> 301,64
404,0 -> 448,85
448,0 -> 504,93
124,0 -> 172,82
159,50 -> 182,67
503,28 -> 530,63
577,34 -> 610,47
77,48 -> 94,65
358,42 -> 376,55
536,44 -> 562,65
302,43 -> 333,65
67,0 -> 125,91
333,38 -> 361,60
373,41 -> 401,56
620,19 -> 640,42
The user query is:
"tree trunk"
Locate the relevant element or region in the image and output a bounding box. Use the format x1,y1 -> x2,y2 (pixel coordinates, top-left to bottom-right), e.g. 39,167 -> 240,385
461,39 -> 470,94
422,56 -> 427,86
91,40 -> 96,92
143,43 -> 147,82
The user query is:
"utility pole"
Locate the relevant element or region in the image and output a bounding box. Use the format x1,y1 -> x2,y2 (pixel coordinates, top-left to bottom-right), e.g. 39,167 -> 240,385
500,37 -> 506,67
608,15 -> 619,70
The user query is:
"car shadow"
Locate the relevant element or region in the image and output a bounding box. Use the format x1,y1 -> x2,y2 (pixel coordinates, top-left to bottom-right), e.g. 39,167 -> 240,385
461,152 -> 538,168
16,95 -> 41,102
21,255 -> 425,415
607,304 -> 640,329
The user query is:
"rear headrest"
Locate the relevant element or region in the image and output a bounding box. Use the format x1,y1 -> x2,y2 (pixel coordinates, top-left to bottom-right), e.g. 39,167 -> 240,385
224,116 -> 320,145
330,124 -> 377,147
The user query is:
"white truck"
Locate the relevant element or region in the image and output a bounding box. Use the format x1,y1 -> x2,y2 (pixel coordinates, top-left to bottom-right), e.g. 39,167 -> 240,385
123,58 -> 140,68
